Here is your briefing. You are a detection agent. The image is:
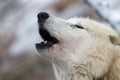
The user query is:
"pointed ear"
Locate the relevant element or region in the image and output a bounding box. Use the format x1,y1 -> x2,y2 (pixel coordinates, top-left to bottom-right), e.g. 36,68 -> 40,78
109,36 -> 120,45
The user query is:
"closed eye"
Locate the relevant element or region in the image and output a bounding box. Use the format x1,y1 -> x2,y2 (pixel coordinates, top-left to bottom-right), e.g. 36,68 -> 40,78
74,25 -> 84,29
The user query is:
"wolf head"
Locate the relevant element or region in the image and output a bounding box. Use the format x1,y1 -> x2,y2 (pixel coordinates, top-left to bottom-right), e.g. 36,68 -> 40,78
36,12 -> 119,64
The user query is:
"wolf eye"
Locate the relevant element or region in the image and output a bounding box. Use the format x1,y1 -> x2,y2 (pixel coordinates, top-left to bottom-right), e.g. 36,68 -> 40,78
74,25 -> 84,29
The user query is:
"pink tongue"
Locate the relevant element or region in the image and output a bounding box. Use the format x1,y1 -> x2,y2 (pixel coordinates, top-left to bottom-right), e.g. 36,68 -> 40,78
49,44 -> 60,51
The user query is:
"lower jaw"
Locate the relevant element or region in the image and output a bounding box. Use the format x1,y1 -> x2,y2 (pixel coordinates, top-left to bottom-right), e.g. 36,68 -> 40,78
36,42 -> 60,50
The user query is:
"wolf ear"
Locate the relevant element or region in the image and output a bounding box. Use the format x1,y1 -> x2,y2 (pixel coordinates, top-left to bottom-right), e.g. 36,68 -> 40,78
109,36 -> 120,45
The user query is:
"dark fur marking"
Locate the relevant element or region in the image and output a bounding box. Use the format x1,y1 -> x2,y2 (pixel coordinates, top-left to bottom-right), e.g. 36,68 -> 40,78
109,36 -> 120,45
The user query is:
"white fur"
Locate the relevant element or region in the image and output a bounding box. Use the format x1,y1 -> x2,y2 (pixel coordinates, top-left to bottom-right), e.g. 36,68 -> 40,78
37,16 -> 120,80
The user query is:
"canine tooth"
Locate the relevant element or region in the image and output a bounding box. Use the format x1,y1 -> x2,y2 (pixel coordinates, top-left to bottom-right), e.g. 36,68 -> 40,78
45,41 -> 47,44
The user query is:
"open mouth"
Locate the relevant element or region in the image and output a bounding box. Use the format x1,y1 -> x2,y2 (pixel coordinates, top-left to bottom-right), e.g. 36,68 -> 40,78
36,28 -> 59,49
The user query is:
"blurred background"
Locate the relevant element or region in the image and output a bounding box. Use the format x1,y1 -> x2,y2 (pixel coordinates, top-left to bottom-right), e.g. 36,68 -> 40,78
0,0 -> 120,80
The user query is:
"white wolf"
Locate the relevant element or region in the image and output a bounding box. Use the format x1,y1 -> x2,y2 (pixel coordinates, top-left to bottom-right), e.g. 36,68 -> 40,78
36,12 -> 120,80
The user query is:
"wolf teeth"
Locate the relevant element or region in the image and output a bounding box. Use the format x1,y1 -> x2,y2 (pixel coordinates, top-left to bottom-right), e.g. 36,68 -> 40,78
41,41 -> 47,44
44,41 -> 47,44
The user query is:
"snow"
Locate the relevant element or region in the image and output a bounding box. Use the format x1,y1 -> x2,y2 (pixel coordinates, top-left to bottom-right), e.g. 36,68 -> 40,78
57,3 -> 85,19
88,0 -> 120,33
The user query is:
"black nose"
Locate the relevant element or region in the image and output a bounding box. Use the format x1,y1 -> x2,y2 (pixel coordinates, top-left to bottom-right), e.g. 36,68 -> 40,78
37,12 -> 49,22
